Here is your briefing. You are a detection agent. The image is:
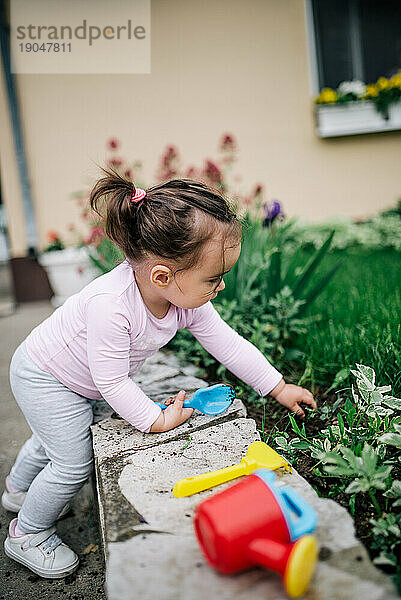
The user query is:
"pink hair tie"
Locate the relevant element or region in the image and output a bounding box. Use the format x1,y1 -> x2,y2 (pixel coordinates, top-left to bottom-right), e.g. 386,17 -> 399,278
131,188 -> 146,203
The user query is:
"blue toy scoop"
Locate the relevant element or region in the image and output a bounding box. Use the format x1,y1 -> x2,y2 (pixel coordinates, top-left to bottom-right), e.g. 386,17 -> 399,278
154,384 -> 235,415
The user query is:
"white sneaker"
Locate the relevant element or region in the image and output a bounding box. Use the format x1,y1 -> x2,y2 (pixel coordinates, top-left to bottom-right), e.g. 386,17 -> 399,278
4,517 -> 79,579
1,488 -> 71,519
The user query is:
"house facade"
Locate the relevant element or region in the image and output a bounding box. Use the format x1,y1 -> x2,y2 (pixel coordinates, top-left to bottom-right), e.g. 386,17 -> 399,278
1,0 -> 400,268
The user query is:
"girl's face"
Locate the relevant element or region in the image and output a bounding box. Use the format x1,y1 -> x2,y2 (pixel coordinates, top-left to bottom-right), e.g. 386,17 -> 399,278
160,237 -> 241,310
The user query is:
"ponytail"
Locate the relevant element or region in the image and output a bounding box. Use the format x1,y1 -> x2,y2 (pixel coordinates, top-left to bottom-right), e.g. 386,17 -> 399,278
89,167 -> 242,270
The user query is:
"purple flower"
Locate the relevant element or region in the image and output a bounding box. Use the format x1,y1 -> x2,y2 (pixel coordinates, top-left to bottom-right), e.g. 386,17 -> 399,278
263,200 -> 284,227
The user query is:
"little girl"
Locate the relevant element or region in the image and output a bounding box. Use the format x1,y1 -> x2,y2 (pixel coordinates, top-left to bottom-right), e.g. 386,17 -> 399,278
2,171 -> 316,579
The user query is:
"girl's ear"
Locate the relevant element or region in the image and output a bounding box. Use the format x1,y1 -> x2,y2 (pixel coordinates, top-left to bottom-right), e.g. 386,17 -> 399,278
150,265 -> 173,288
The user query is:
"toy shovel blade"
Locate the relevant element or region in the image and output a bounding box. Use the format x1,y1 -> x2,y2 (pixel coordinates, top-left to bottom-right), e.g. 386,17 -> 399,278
154,384 -> 235,415
173,441 -> 292,497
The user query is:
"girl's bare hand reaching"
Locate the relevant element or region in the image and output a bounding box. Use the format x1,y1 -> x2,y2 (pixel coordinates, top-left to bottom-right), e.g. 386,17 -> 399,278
150,390 -> 194,432
272,381 -> 317,418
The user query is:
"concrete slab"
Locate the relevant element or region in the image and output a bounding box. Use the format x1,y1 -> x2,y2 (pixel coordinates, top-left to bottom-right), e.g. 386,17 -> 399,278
92,398 -> 246,462
96,412 -> 398,600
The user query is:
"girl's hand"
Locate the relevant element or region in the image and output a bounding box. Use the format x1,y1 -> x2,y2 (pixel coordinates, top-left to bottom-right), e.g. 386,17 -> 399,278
150,390 -> 194,432
272,382 -> 317,418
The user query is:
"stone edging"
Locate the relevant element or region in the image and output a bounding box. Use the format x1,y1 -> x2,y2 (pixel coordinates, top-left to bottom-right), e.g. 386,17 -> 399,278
90,350 -> 399,600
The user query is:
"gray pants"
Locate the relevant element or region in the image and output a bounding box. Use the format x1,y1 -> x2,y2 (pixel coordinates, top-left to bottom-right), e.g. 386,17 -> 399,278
8,340 -> 95,534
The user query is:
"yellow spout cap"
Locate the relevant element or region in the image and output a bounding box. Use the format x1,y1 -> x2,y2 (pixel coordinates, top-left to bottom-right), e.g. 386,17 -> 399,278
284,535 -> 318,598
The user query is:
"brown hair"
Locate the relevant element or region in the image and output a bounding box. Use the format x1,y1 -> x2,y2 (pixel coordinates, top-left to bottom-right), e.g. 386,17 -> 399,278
89,167 -> 242,273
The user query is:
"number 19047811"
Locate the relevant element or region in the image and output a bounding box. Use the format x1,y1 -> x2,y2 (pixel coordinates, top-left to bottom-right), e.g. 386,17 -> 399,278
19,42 -> 72,52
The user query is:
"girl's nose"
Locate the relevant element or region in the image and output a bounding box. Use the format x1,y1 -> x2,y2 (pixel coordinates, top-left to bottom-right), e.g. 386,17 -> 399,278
216,279 -> 225,292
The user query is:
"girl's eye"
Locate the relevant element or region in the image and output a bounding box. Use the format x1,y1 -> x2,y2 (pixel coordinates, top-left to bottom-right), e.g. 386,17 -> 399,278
209,277 -> 221,285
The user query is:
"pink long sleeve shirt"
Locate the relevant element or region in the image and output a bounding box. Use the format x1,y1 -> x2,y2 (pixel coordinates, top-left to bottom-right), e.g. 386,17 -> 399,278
24,259 -> 283,433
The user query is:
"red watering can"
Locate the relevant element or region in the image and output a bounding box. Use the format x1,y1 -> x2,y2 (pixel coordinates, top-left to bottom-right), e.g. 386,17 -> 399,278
194,469 -> 318,598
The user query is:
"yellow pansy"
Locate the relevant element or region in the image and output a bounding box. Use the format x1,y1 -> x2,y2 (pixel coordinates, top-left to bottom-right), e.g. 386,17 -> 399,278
316,88 -> 338,104
389,71 -> 401,88
365,84 -> 378,97
376,77 -> 390,90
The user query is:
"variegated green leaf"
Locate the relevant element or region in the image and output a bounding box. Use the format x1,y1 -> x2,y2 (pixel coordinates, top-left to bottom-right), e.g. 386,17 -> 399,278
361,444 -> 378,476
378,432 -> 401,448
384,480 -> 401,499
383,396 -> 401,410
345,479 -> 368,494
371,390 -> 383,404
340,447 -> 362,471
355,364 -> 375,387
373,553 -> 397,567
377,385 -> 392,394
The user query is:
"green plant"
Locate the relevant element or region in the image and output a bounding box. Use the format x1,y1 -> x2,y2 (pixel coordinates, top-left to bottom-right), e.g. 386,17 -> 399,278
288,213 -> 401,253
272,432 -> 302,466
379,423 -> 401,450
322,444 -> 392,515
86,236 -> 125,274
370,512 -> 401,569
270,363 -> 401,581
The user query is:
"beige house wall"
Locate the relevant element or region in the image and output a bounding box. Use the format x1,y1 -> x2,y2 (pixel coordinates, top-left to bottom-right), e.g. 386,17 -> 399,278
1,0 -> 401,258
0,50 -> 27,256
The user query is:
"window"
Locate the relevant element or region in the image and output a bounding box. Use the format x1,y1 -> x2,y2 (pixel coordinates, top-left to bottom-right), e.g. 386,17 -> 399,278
311,0 -> 401,89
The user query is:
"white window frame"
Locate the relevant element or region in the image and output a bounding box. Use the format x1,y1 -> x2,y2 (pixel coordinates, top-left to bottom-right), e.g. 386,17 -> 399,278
303,0 -> 401,137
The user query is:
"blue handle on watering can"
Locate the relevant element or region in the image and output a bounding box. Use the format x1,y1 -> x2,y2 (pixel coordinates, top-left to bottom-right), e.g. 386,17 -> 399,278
254,469 -> 317,541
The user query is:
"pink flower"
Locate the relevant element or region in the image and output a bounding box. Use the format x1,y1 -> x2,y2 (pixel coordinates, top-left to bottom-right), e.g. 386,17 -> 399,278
124,168 -> 132,179
219,133 -> 236,153
107,138 -> 120,150
157,145 -> 180,181
67,223 -> 75,231
203,159 -> 223,185
185,166 -> 198,179
77,266 -> 84,275
108,157 -> 123,168
166,145 -> 178,159
253,184 -> 264,198
162,146 -> 179,168
85,226 -> 106,246
221,154 -> 235,164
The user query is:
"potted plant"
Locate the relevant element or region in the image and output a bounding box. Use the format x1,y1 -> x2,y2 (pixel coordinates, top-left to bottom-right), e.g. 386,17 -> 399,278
38,228 -> 101,308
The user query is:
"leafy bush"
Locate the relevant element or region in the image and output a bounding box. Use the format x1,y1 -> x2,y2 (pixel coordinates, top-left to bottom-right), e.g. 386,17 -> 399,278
281,213 -> 401,253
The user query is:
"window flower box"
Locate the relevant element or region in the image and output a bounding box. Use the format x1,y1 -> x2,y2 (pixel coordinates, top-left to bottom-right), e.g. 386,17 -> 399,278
315,100 -> 401,138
